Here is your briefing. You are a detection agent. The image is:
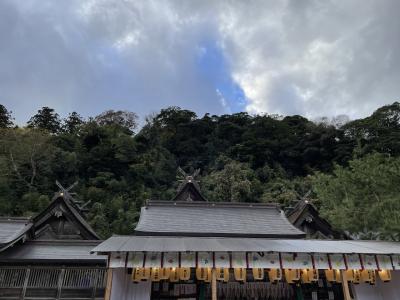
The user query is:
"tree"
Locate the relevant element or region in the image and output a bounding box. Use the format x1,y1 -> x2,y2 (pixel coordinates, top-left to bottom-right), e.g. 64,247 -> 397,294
202,156 -> 262,202
0,128 -> 54,192
312,153 -> 400,241
0,104 -> 13,128
342,102 -> 400,156
63,112 -> 84,133
94,110 -> 138,132
27,107 -> 61,133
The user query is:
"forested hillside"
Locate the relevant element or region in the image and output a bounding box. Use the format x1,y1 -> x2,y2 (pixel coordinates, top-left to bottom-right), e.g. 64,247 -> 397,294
1,103 -> 400,240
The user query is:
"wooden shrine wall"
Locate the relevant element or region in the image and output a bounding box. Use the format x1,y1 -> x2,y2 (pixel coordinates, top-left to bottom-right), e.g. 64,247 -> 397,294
0,266 -> 106,300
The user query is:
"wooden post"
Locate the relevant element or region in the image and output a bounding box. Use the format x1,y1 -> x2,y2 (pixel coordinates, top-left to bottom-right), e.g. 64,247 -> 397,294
211,268 -> 217,300
56,268 -> 65,300
20,268 -> 30,300
341,270 -> 353,300
104,268 -> 113,300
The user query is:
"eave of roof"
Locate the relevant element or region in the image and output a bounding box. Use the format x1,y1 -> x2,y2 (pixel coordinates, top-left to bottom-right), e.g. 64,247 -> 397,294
0,240 -> 107,264
0,217 -> 33,252
92,235 -> 400,255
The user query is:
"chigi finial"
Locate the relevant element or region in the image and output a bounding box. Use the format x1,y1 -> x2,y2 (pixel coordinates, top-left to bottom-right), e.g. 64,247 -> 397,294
55,180 -> 91,214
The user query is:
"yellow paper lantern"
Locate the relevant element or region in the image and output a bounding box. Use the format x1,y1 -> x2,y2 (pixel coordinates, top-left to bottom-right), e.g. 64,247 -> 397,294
325,269 -> 341,283
345,270 -> 354,282
370,270 -> 376,285
204,268 -> 212,283
132,268 -> 150,282
268,268 -> 282,282
160,268 -> 170,280
308,269 -> 319,282
132,268 -> 141,282
335,269 -> 342,283
284,269 -> 300,284
196,268 -> 211,282
169,268 -> 180,282
361,270 -> 375,284
216,268 -> 229,282
234,268 -> 246,282
301,269 -> 310,284
179,268 -> 191,281
252,268 -> 264,281
151,268 -> 161,282
352,270 -> 361,284
378,269 -> 391,282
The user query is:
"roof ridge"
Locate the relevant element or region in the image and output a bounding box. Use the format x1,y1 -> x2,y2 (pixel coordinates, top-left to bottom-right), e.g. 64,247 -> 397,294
146,200 -> 280,209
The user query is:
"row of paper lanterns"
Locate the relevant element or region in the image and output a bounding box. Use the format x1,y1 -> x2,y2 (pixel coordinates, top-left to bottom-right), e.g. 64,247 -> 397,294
131,267 -> 392,285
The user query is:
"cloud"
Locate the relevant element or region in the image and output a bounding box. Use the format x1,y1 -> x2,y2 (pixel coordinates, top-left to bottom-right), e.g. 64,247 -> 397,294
0,0 -> 399,124
216,0 -> 400,119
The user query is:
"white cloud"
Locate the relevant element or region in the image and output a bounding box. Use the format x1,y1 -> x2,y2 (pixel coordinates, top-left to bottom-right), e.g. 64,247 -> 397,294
0,0 -> 399,123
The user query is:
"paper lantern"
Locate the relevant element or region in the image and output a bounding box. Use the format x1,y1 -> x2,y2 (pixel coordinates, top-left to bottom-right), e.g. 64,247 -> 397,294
132,268 -> 150,282
301,269 -> 310,284
169,268 -> 180,282
378,270 -> 391,282
370,271 -> 376,285
151,268 -> 161,282
361,270 -> 376,284
335,269 -> 342,283
179,268 -> 191,281
204,268 -> 212,283
345,270 -> 354,282
308,269 -> 319,282
284,269 -> 300,284
160,268 -> 170,280
196,268 -> 211,282
216,268 -> 229,282
132,268 -> 141,282
252,268 -> 264,281
325,269 -> 341,283
234,268 -> 247,282
268,268 -> 282,282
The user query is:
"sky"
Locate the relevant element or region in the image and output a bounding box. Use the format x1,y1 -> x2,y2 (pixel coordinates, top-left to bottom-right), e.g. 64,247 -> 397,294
1,0 -> 399,125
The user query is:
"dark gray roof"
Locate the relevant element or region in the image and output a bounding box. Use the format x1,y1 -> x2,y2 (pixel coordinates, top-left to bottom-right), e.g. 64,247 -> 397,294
33,193 -> 100,240
135,201 -> 305,238
0,217 -> 32,251
0,240 -> 107,264
93,235 -> 400,255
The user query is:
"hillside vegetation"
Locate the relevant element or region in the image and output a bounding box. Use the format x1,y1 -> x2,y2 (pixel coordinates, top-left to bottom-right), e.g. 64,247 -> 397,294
1,103 -> 400,240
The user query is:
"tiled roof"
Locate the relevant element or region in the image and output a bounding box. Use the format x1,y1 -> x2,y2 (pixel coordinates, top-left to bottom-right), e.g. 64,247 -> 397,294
93,235 -> 400,254
135,201 -> 305,238
0,240 -> 106,263
0,217 -> 32,251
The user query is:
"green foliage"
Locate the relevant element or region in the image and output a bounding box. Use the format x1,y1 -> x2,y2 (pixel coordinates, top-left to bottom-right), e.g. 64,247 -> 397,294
313,153 -> 400,240
63,112 -> 85,133
0,104 -> 13,128
27,107 -> 61,133
202,156 -> 262,202
0,102 -> 400,239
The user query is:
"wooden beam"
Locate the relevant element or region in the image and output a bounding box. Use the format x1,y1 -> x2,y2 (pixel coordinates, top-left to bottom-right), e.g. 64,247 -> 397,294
104,269 -> 113,300
341,270 -> 353,300
211,268 -> 217,300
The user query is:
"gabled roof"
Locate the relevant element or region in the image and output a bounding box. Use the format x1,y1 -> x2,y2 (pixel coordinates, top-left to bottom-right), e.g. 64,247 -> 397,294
287,200 -> 346,239
0,217 -> 33,252
135,201 -> 305,238
33,192 -> 100,240
173,181 -> 207,202
0,240 -> 106,264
